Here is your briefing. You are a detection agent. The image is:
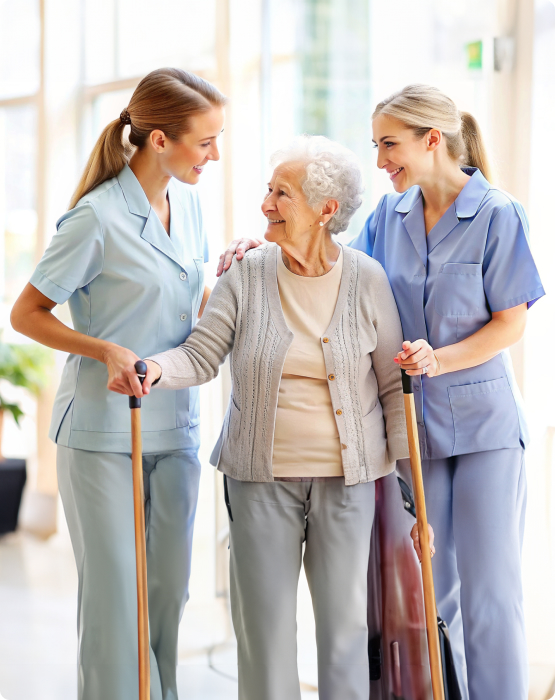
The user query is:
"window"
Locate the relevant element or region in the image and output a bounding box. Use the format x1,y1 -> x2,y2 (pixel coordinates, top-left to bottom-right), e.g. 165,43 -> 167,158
0,105 -> 38,328
0,0 -> 40,100
83,0 -> 217,85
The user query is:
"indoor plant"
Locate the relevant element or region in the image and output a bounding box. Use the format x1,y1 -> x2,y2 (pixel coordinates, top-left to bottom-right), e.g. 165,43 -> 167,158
0,339 -> 53,458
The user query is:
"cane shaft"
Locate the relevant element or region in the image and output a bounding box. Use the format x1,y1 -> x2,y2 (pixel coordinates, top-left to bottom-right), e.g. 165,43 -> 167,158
403,393 -> 445,700
131,408 -> 150,700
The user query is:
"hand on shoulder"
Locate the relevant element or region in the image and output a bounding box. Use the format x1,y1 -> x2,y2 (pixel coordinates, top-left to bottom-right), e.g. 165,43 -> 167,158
216,237 -> 265,277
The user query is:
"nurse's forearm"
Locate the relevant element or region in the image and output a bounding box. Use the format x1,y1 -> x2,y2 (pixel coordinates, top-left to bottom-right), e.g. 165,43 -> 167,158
435,304 -> 527,375
11,283 -> 114,363
12,283 -> 144,397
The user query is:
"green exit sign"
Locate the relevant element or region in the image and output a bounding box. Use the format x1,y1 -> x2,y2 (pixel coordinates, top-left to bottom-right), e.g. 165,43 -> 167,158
467,41 -> 483,70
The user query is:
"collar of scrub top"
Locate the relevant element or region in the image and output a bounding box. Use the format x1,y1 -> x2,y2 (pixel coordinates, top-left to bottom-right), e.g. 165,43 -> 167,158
117,163 -> 187,270
393,167 -> 492,267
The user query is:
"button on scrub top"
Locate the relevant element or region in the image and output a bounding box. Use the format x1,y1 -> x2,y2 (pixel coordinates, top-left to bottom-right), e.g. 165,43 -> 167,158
29,164 -> 209,453
349,168 -> 545,459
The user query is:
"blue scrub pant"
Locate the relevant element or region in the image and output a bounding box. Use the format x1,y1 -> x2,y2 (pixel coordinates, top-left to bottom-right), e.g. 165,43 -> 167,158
57,446 -> 201,700
422,447 -> 527,700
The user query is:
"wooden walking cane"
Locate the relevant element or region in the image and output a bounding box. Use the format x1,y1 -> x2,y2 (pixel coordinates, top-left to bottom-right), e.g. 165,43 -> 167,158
130,360 -> 150,700
401,369 -> 445,700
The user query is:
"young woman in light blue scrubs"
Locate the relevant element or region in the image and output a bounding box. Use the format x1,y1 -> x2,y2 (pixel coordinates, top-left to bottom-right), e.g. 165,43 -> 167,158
11,68 -> 226,700
220,85 -> 544,700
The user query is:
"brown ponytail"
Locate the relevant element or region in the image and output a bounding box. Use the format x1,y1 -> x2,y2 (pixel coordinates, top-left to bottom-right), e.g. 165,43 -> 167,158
460,111 -> 493,183
69,68 -> 227,209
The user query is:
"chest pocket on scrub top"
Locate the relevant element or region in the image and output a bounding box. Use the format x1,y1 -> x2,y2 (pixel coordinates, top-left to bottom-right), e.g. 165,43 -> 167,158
434,262 -> 483,317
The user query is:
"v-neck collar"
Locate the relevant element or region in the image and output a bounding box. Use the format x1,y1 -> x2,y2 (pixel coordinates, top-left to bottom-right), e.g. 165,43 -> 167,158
454,167 -> 491,218
143,184 -> 186,270
398,195 -> 427,268
117,165 -> 186,270
117,163 -> 151,217
426,203 -> 459,253
394,167 -> 492,260
167,180 -> 187,267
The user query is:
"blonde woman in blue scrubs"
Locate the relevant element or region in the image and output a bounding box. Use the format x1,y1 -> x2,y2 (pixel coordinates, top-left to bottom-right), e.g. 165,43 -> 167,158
351,85 -> 544,700
220,85 -> 545,700
11,68 -> 226,700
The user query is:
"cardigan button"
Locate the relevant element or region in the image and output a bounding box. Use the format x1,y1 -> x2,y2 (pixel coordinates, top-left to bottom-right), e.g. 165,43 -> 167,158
336,409 -> 342,416
328,374 -> 335,381
322,337 -> 329,343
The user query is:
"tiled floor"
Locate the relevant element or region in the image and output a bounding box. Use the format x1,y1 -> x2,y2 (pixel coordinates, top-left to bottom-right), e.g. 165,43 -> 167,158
0,527 -> 319,700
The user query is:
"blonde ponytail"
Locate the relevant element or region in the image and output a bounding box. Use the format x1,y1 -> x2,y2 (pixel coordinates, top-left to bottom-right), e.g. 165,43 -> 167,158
69,68 -> 227,209
373,84 -> 493,182
460,111 -> 493,183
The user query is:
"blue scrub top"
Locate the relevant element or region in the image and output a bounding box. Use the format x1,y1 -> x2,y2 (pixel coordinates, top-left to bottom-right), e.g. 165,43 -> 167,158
30,164 -> 208,453
349,168 -> 545,460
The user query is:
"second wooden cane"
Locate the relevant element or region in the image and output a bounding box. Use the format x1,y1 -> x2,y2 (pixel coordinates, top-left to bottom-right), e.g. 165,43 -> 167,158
130,360 -> 150,700
402,369 -> 445,700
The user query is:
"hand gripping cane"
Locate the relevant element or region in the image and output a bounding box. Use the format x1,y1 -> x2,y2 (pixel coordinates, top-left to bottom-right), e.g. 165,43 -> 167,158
130,360 -> 150,700
402,369 -> 445,700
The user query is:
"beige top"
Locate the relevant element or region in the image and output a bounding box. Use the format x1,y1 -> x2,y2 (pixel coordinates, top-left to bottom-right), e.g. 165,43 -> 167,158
272,248 -> 344,477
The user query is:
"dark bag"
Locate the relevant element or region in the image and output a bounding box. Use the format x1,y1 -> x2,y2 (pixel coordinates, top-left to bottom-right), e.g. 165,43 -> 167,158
400,474 -> 463,700
438,616 -> 462,700
367,473 -> 463,699
0,458 -> 26,534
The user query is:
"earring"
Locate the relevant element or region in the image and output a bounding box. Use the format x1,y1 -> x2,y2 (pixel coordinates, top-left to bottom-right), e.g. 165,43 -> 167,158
319,221 -> 324,227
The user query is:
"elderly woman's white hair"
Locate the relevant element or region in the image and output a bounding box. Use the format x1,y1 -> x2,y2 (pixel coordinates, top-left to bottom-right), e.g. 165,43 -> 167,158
270,135 -> 364,235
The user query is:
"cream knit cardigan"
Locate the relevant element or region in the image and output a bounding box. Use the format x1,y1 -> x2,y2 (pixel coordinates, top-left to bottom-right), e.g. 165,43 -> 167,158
148,243 -> 409,485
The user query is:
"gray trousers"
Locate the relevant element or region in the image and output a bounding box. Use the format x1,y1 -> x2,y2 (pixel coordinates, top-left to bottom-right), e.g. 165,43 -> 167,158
422,447 -> 527,700
57,445 -> 201,700
226,476 -> 376,700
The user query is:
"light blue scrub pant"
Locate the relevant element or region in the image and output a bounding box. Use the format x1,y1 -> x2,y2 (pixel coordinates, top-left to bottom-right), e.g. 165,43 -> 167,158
57,445 -> 201,700
422,447 -> 527,700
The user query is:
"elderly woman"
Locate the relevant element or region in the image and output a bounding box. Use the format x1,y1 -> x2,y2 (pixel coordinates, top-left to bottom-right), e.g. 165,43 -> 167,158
141,136 -> 409,700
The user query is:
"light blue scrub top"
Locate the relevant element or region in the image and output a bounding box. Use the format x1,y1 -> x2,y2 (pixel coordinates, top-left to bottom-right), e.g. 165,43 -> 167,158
30,164 -> 208,453
350,168 -> 545,460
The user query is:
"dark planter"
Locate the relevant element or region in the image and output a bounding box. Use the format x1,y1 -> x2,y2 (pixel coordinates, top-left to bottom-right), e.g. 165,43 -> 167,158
0,458 -> 27,534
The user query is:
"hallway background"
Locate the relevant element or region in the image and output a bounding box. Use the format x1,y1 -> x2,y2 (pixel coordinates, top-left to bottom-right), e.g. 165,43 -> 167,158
0,0 -> 554,697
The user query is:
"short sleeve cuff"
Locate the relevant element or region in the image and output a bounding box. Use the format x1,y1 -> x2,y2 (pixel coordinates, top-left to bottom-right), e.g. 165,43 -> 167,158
488,285 -> 546,313
29,269 -> 73,305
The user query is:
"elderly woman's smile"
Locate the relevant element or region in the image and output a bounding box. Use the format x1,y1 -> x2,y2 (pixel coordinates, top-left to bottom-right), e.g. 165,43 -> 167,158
262,162 -> 320,243
258,140 -> 363,277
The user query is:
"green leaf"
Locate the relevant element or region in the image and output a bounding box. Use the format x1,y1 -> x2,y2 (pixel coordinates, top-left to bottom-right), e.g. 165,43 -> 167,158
0,401 -> 25,427
0,340 -> 54,395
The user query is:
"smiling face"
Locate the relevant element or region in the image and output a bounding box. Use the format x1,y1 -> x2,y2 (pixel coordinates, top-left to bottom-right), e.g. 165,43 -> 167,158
153,106 -> 225,185
372,113 -> 440,192
261,161 -> 322,243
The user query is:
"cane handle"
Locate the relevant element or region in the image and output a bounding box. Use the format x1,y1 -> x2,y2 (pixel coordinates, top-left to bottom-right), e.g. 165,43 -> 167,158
129,360 -> 148,409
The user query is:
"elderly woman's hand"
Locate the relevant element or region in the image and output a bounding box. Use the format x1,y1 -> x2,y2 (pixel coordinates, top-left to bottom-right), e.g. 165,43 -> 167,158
410,523 -> 436,562
216,238 -> 265,277
140,360 -> 162,395
394,339 -> 441,377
